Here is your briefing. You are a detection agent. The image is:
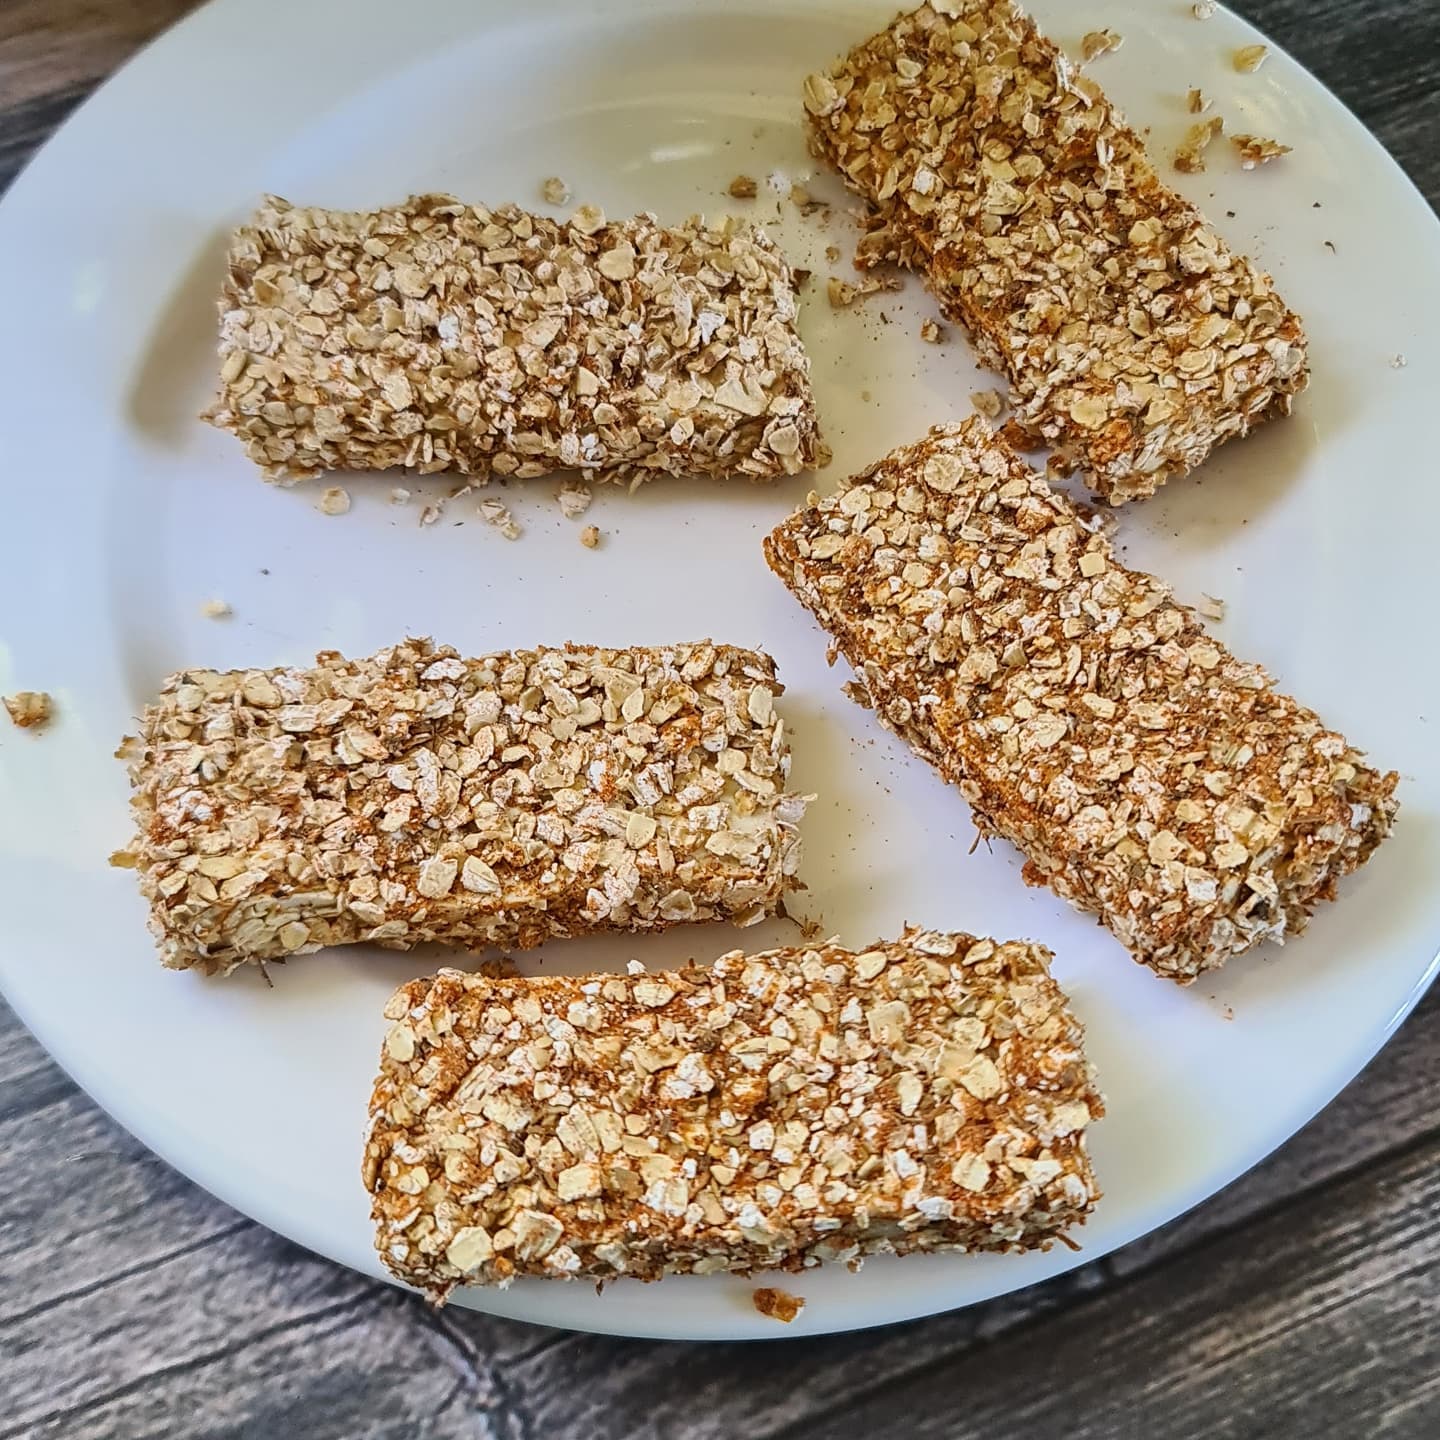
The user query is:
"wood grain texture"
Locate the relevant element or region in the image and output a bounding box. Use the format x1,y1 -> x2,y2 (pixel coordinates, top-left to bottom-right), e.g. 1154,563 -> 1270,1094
1,1 -> 1438,1438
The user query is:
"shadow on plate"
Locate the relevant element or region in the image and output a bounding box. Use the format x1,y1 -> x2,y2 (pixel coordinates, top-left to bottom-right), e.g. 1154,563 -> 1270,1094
126,222 -> 233,447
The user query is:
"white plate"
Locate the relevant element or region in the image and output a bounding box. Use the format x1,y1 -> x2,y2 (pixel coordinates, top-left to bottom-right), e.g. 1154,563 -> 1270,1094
1,0 -> 1437,1341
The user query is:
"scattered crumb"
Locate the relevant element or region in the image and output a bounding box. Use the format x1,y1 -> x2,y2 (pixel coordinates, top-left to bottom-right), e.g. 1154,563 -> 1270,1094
579,524 -> 601,549
728,174 -> 758,199
420,502 -> 443,526
1221,1004 -> 1235,1022
826,273 -> 901,308
1233,44 -> 1268,73
1392,354 -> 1407,369
792,267 -> 812,287
970,388 -> 1006,420
1174,116 -> 1224,173
558,481 -> 593,519
825,642 -> 839,668
1187,88 -> 1210,114
390,487 -> 411,505
1232,134 -> 1290,168
200,598 -> 232,620
824,244 -> 841,263
752,1287 -> 805,1324
841,679 -> 873,709
480,498 -> 521,540
541,176 -> 571,206
1197,593 -> 1227,622
108,848 -> 137,869
569,202 -> 605,235
475,955 -> 521,980
1080,29 -> 1122,61
920,318 -> 946,344
4,690 -> 53,730
1192,1 -> 1216,17
788,182 -> 828,217
815,440 -> 833,469
797,914 -> 825,942
318,485 -> 351,516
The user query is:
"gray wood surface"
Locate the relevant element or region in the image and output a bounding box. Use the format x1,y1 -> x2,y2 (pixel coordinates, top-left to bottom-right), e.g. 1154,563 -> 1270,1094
2,2 -> 1438,1436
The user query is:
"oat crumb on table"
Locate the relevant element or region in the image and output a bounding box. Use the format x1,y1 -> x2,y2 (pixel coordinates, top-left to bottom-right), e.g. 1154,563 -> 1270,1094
557,482 -> 593,519
579,524 -> 600,549
728,174 -> 758,199
200,599 -> 232,619
318,485 -> 350,516
1233,44 -> 1269,73
480,498 -> 521,540
789,182 -> 827,216
826,273 -> 900,309
1187,88 -> 1211,114
1081,29 -> 1122,61
3,690 -> 53,729
541,176 -> 571,205
390,487 -> 411,505
753,1287 -> 806,1324
1192,1 -> 1216,17
1175,116 -> 1225,173
920,317 -> 945,343
1232,134 -> 1292,169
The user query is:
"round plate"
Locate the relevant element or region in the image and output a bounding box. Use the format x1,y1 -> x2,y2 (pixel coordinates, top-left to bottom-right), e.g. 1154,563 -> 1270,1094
1,0 -> 1436,1340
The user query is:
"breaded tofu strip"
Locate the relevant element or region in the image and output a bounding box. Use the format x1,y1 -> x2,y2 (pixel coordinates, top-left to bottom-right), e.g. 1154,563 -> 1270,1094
803,1 -> 1308,502
365,929 -> 1102,1295
765,421 -> 1397,982
119,640 -> 807,974
206,195 -> 820,485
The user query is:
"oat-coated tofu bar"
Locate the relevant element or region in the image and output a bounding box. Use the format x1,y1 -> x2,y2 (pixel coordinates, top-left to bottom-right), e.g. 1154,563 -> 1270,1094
119,640 -> 807,975
803,1 -> 1308,502
205,194 -> 820,484
764,421 -> 1397,982
365,928 -> 1101,1295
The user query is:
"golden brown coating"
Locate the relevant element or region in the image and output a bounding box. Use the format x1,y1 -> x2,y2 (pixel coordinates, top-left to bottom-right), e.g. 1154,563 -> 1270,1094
119,639 -> 807,974
206,195 -> 820,485
765,421 -> 1397,982
803,1 -> 1308,502
365,929 -> 1101,1296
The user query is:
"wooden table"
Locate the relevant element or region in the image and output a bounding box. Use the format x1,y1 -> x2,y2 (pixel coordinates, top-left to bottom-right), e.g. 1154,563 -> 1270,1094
3,3 -> 1437,1436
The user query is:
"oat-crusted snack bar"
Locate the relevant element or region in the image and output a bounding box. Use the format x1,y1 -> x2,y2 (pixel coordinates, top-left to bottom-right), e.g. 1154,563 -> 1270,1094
205,194 -> 820,484
365,928 -> 1101,1294
802,1 -> 1308,502
120,640 -> 807,975
764,422 -> 1397,982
